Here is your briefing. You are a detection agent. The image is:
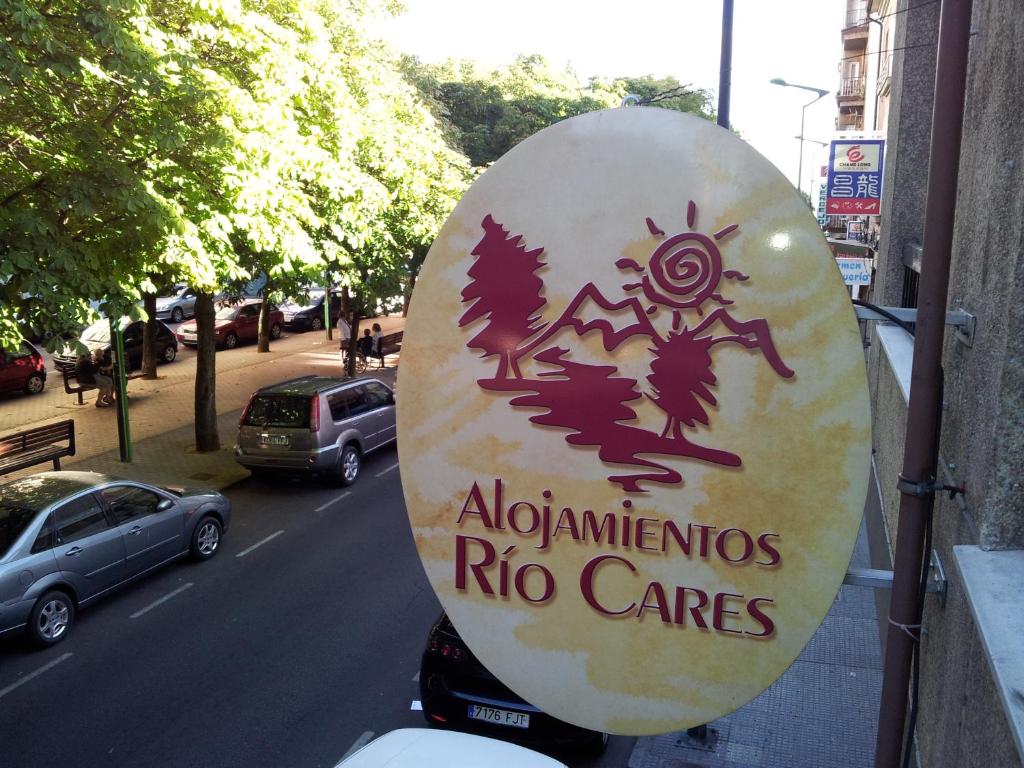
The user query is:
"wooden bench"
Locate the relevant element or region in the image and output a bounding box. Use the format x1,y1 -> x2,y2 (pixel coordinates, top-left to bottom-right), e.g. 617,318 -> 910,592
62,369 -> 97,405
0,420 -> 76,476
379,330 -> 403,359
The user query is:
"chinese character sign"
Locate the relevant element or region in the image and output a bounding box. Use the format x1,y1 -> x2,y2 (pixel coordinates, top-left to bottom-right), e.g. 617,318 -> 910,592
399,108 -> 872,735
827,140 -> 885,214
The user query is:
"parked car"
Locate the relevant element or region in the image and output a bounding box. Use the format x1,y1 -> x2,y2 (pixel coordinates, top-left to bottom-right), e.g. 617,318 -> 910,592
153,284 -> 197,324
279,289 -> 342,332
234,375 -> 396,486
337,729 -> 567,768
0,471 -> 230,647
0,340 -> 46,396
52,318 -> 178,373
176,299 -> 283,350
419,613 -> 608,755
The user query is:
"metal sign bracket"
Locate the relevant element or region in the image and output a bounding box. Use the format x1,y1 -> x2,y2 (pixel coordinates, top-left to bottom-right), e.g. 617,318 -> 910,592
853,305 -> 976,346
844,549 -> 947,607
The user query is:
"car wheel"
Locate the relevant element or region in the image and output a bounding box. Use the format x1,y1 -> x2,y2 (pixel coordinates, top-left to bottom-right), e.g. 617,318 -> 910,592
29,590 -> 74,647
190,515 -> 222,561
24,372 -> 45,394
270,323 -> 282,340
310,316 -> 323,331
224,332 -> 238,349
335,444 -> 361,487
161,345 -> 177,364
171,306 -> 184,323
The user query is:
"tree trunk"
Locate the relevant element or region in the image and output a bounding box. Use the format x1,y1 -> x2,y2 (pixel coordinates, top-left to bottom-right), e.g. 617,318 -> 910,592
194,292 -> 219,452
402,269 -> 417,318
141,293 -> 158,379
257,279 -> 272,353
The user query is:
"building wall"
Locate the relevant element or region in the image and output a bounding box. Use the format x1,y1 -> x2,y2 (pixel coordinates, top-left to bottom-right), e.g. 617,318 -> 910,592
868,0 -> 1024,766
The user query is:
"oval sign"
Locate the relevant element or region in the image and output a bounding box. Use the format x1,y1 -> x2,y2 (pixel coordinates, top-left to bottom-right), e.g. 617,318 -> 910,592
398,108 -> 871,735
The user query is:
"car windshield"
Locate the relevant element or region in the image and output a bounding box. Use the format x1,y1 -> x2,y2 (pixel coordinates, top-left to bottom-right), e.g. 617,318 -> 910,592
215,304 -> 239,320
80,317 -> 131,342
0,478 -> 52,556
244,395 -> 310,428
282,291 -> 323,312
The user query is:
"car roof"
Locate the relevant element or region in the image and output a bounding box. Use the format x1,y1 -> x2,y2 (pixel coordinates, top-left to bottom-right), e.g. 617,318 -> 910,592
0,471 -> 118,509
256,376 -> 388,397
338,729 -> 567,768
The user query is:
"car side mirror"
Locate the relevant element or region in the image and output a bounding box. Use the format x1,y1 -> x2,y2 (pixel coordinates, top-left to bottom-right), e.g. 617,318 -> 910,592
157,498 -> 174,512
388,393 -> 396,405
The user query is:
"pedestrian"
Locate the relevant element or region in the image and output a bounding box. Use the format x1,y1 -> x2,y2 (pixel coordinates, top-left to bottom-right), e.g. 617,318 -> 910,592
93,348 -> 116,406
357,328 -> 375,365
371,322 -> 384,369
337,312 -> 351,370
76,351 -> 111,407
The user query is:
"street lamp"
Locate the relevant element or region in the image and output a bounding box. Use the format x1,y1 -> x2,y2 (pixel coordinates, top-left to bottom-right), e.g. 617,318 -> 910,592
770,78 -> 830,196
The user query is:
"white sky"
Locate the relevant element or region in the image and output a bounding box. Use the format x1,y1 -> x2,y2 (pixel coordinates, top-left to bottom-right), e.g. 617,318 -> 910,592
369,0 -> 845,194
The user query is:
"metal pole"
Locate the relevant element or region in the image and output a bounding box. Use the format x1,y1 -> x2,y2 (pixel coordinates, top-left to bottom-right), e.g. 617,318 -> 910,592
717,0 -> 733,128
109,319 -> 132,463
798,103 -> 807,197
873,1 -> 973,766
324,269 -> 333,341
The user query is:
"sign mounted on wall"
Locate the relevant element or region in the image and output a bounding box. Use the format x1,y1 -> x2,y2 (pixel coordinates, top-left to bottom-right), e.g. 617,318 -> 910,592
399,108 -> 871,735
826,139 -> 885,214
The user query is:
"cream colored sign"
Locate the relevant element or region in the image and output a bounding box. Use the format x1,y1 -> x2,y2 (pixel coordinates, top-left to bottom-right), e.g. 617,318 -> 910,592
398,108 -> 871,734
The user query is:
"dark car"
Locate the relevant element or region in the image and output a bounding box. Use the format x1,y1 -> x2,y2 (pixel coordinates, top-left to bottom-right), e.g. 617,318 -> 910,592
0,471 -> 230,647
0,341 -> 46,396
279,289 -> 342,332
52,318 -> 178,372
419,613 -> 608,755
176,299 -> 283,349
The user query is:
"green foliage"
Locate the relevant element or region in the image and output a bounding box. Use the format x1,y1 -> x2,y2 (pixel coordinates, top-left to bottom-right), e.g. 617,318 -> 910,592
402,55 -> 716,168
0,0 -> 470,350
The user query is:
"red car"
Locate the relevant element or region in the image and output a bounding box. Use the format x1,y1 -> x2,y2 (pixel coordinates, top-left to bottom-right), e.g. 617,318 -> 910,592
177,299 -> 284,350
0,340 -> 46,396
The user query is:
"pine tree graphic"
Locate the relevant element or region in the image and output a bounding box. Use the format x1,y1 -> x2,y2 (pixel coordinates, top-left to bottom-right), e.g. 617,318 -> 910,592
459,215 -> 547,378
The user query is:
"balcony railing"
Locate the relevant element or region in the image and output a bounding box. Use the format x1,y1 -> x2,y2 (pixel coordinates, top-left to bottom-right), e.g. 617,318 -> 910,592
845,8 -> 868,28
839,76 -> 866,98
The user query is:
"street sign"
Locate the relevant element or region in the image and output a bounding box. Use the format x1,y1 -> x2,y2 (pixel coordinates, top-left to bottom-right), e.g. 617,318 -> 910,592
836,257 -> 873,285
826,139 -> 885,214
399,108 -> 871,735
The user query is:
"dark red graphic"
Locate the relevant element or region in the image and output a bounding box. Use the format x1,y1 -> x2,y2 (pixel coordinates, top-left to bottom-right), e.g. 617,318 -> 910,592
459,202 -> 795,492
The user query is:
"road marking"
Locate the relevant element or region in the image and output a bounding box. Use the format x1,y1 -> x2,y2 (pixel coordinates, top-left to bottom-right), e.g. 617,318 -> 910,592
337,731 -> 375,765
411,671 -> 419,682
0,653 -> 73,700
235,530 -> 285,558
374,462 -> 399,478
315,491 -> 350,512
130,582 -> 194,619
410,700 -> 423,711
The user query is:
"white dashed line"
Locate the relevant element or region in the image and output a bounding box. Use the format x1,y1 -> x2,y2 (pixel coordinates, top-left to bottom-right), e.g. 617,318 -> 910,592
0,653 -> 73,700
130,582 -> 194,619
412,671 -> 420,683
315,491 -> 351,512
410,700 -> 423,711
337,731 -> 375,765
235,530 -> 285,557
374,462 -> 399,478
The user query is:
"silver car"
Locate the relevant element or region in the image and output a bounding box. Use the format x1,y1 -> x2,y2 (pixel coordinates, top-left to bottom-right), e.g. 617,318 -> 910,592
235,375 -> 396,486
0,471 -> 230,647
154,284 -> 197,323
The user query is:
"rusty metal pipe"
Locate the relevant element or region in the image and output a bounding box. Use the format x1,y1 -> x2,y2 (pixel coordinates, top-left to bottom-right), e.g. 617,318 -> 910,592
873,1 -> 974,766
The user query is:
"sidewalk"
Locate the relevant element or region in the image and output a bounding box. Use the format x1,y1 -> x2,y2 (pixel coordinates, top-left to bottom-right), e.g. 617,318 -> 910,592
1,316 -> 403,490
628,518 -> 883,768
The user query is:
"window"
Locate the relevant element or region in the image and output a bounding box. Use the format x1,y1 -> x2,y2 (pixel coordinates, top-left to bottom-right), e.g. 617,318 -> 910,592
54,495 -> 110,544
32,515 -> 54,553
100,485 -> 161,525
347,386 -> 373,416
240,305 -> 259,318
245,395 -> 310,428
364,382 -> 393,408
327,390 -> 355,421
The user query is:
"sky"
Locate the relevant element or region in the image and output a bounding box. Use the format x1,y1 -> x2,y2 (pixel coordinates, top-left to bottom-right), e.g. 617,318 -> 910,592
368,0 -> 846,197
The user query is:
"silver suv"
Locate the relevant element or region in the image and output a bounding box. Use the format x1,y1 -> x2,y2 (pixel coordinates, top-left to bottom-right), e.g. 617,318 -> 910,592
234,376 -> 396,486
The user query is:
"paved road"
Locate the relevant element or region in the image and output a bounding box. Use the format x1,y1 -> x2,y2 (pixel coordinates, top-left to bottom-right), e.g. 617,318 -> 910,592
0,450 -> 634,767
